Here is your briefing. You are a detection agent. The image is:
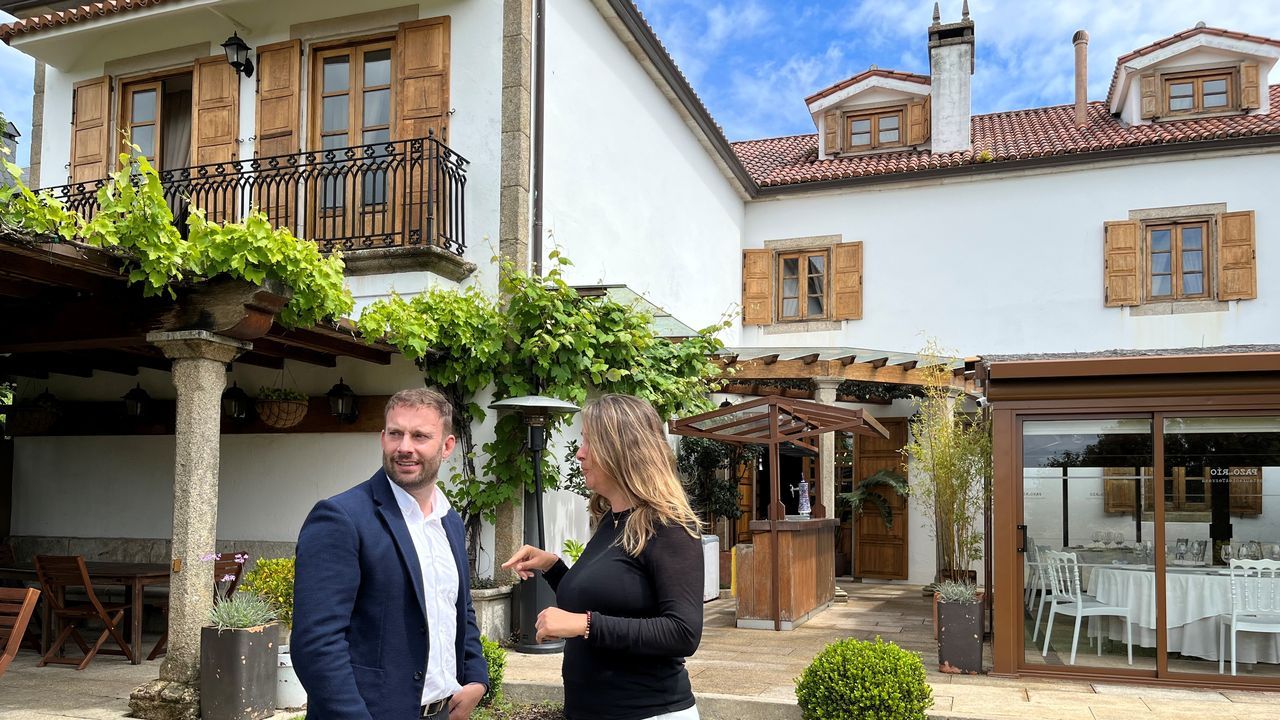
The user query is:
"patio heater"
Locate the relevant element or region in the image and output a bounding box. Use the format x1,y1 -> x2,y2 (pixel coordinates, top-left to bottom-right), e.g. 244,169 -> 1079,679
488,394 -> 580,653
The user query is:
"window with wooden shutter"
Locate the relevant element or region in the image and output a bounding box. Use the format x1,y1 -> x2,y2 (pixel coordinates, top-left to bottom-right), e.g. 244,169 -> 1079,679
255,39 -> 301,232
70,76 -> 112,184
743,249 -> 773,325
823,109 -> 839,156
1217,210 -> 1256,301
1146,221 -> 1209,300
831,241 -> 863,320
777,250 -> 829,321
396,16 -> 450,143
906,97 -> 929,146
1104,220 -> 1141,307
191,55 -> 240,166
1241,62 -> 1261,110
1139,72 -> 1159,120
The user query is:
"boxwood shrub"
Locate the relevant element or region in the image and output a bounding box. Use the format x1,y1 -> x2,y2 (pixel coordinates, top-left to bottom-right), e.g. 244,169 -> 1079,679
795,637 -> 932,720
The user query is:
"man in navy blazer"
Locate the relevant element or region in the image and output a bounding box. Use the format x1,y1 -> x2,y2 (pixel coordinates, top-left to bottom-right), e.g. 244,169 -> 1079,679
293,388 -> 488,719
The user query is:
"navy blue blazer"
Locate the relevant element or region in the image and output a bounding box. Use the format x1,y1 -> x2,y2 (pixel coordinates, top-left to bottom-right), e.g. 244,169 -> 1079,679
293,470 -> 489,719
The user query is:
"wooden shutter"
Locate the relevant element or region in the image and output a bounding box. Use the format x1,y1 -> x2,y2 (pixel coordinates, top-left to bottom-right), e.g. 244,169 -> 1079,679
1104,221 -> 1141,307
191,55 -> 240,166
1241,62 -> 1261,110
831,241 -> 863,320
823,109 -> 840,156
742,249 -> 772,325
70,76 -> 112,184
907,97 -> 928,145
1217,210 -> 1256,301
1139,72 -> 1159,119
396,16 -> 451,142
255,40 -> 301,158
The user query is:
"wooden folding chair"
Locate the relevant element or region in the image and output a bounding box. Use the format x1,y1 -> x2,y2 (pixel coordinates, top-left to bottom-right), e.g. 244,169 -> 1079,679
34,555 -> 135,669
147,552 -> 248,660
1,587 -> 40,678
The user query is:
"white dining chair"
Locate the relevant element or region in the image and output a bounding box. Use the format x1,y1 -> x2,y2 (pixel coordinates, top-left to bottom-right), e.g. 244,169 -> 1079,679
1028,544 -> 1056,642
1219,558 -> 1280,676
1040,550 -> 1133,665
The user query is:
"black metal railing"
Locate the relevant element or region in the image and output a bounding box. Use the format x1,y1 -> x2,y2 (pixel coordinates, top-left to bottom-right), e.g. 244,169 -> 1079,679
46,134 -> 468,256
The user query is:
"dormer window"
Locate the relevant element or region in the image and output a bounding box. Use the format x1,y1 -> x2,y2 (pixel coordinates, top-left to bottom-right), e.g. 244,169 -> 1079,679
1164,70 -> 1234,115
846,108 -> 904,151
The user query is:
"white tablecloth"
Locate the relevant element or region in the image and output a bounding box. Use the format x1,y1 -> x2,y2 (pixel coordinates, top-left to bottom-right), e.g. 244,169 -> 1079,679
1088,566 -> 1280,663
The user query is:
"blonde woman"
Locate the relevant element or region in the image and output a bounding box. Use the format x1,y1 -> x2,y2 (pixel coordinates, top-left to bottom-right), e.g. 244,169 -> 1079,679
502,394 -> 704,720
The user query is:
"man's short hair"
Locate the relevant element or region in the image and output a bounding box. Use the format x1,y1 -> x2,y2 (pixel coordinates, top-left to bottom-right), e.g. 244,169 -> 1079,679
384,387 -> 454,436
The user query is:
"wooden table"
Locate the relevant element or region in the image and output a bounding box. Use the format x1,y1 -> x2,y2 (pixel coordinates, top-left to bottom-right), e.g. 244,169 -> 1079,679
0,561 -> 170,664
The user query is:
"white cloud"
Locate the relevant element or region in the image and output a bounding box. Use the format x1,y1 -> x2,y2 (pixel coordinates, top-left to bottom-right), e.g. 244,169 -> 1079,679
0,12 -> 34,167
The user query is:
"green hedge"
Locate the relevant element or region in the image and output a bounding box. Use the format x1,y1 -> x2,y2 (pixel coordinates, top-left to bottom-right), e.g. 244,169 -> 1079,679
796,637 -> 932,720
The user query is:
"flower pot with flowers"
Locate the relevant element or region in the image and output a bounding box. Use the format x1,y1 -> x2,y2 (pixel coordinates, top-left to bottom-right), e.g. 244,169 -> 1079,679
255,387 -> 309,429
237,557 -> 303,709
200,590 -> 278,720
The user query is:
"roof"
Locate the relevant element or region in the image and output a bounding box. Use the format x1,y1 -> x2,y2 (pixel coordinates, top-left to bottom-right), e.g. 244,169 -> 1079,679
572,284 -> 699,338
804,68 -> 930,106
1106,26 -> 1280,105
733,85 -> 1280,189
0,0 -> 168,42
982,344 -> 1280,363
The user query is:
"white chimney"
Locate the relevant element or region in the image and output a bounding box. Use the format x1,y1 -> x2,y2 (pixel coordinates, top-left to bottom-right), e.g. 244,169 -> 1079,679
1073,30 -> 1089,127
928,1 -> 975,154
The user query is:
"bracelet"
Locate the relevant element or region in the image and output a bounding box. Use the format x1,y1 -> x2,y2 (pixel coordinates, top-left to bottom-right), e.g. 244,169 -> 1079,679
583,611 -> 592,640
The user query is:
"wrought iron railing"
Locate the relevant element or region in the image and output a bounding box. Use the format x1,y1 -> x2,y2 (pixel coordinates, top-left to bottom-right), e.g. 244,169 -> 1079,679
46,134 -> 467,256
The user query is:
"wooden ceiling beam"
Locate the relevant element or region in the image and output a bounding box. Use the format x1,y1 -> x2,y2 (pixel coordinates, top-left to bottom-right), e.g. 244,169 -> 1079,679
234,352 -> 286,370
249,337 -> 339,368
267,326 -> 392,365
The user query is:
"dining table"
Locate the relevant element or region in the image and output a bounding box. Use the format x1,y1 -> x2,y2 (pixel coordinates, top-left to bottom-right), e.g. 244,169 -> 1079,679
0,561 -> 170,665
1087,564 -> 1280,664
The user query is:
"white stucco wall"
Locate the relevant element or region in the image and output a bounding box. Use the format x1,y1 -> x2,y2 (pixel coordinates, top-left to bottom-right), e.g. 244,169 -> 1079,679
541,0 -> 746,336
743,150 -> 1280,356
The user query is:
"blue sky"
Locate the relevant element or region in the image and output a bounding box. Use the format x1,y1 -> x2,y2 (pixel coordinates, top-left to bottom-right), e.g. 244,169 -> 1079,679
1,2 -> 1279,165
633,0 -> 1280,141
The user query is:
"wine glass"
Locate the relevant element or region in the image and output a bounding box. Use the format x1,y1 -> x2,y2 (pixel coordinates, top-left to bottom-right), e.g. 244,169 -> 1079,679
1220,543 -> 1233,564
1092,530 -> 1104,546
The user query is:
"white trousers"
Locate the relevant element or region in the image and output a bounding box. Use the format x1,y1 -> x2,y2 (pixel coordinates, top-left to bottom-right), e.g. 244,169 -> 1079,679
643,706 -> 699,720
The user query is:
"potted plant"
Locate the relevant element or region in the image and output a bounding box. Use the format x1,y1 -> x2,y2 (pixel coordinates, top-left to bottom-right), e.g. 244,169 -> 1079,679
935,580 -> 983,674
201,592 -> 279,720
238,557 -> 303,710
796,637 -> 933,720
470,575 -> 515,642
255,387 -> 309,429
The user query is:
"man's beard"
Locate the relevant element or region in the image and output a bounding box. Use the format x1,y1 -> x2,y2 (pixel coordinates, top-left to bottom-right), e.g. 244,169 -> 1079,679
383,449 -> 443,492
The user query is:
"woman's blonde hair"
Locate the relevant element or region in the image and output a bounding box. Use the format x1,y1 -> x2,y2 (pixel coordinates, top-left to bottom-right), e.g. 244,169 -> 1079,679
583,394 -> 701,555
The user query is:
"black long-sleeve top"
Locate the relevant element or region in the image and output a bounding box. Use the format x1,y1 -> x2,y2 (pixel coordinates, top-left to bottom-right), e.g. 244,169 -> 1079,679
543,509 -> 704,720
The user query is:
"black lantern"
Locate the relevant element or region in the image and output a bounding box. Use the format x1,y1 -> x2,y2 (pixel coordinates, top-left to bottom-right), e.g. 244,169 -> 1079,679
221,382 -> 252,420
123,383 -> 150,419
221,33 -> 254,77
327,378 -> 358,423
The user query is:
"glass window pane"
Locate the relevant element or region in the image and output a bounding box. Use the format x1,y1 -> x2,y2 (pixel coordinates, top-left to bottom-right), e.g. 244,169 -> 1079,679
363,128 -> 391,150
808,255 -> 825,275
1151,252 -> 1171,274
1203,92 -> 1227,108
781,298 -> 799,317
1169,82 -> 1193,98
1170,97 -> 1194,111
1183,273 -> 1203,295
321,134 -> 348,151
364,49 -> 391,87
1152,274 -> 1172,297
851,132 -> 871,146
132,124 -> 155,158
324,56 -> 350,92
807,275 -> 824,296
808,296 -> 824,316
782,258 -> 799,279
1150,229 -> 1171,252
363,88 -> 391,127
1202,79 -> 1227,94
851,119 -> 871,133
322,177 -> 346,209
782,277 -> 799,297
323,95 -> 348,133
879,115 -> 899,130
131,89 -> 156,123
879,129 -> 899,144
1181,226 -> 1203,248
1182,251 -> 1202,272
362,173 -> 387,206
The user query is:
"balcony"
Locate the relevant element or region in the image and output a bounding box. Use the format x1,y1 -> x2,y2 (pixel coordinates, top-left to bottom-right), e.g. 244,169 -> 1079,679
46,134 -> 468,266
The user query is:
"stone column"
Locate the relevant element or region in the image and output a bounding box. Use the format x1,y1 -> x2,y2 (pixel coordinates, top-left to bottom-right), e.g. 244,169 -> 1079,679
813,377 -> 843,519
131,331 -> 248,720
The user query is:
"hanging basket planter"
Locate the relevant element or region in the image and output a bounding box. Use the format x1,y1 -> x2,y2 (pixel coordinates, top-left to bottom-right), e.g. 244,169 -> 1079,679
256,399 -> 309,429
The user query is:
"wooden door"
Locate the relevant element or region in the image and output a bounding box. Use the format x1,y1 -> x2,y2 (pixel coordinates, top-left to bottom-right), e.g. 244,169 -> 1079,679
854,420 -> 908,580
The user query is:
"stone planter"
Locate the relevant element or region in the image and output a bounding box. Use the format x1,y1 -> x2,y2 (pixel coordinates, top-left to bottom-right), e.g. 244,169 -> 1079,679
721,382 -> 754,395
200,623 -> 279,720
937,600 -> 983,674
471,585 -> 514,642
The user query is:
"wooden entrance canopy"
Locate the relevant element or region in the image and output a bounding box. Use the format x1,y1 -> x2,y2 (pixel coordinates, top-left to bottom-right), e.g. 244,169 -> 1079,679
670,396 -> 889,630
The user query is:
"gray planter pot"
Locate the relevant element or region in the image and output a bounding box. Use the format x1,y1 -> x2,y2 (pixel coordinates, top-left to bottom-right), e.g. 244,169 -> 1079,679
200,623 -> 280,720
472,585 -> 514,642
937,601 -> 982,674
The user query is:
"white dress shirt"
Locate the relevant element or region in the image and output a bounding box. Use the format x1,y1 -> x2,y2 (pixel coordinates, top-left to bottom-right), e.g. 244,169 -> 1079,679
388,478 -> 462,706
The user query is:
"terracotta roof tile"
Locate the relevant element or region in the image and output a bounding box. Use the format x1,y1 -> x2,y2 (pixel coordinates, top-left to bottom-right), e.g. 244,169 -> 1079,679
805,69 -> 931,106
732,86 -> 1280,188
0,0 -> 169,43
1105,26 -> 1280,107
